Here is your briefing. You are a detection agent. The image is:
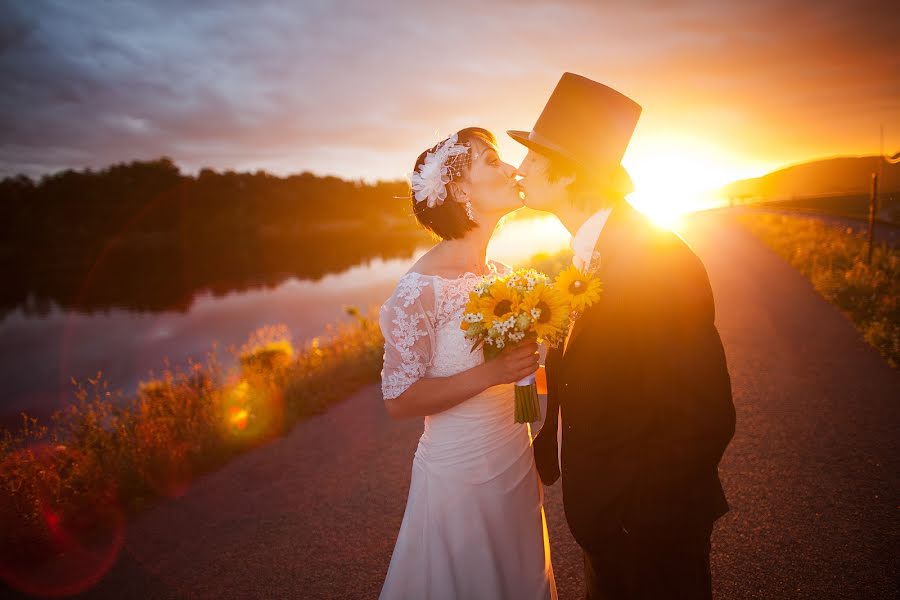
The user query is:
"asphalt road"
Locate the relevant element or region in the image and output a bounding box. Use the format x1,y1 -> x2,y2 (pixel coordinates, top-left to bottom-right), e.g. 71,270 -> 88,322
7,211 -> 897,600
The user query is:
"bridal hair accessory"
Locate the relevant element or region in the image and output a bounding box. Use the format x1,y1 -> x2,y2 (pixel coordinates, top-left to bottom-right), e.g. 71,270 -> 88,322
409,133 -> 473,208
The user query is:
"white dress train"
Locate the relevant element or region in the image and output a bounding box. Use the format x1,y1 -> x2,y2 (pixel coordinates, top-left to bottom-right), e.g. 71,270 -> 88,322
378,261 -> 556,600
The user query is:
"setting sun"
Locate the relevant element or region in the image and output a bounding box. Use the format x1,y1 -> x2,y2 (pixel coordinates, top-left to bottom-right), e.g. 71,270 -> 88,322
622,135 -> 772,227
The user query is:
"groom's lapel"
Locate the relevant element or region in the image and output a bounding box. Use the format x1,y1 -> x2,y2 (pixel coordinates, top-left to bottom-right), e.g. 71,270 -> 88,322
563,202 -> 638,357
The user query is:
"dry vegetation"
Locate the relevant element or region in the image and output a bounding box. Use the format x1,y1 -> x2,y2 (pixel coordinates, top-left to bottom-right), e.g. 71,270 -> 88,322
739,213 -> 898,368
0,310 -> 383,572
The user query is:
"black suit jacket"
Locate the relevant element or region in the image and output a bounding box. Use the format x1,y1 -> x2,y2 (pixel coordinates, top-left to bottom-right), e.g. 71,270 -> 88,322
533,202 -> 735,552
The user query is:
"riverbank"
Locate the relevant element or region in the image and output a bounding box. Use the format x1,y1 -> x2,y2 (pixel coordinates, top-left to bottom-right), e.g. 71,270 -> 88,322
0,239 -> 577,582
0,309 -> 384,581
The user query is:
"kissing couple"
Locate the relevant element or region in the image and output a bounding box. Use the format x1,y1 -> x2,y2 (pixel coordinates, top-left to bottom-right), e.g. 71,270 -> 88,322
378,72 -> 736,600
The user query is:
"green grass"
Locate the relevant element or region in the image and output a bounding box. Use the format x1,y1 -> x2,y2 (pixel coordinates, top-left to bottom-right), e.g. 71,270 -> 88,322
738,213 -> 899,368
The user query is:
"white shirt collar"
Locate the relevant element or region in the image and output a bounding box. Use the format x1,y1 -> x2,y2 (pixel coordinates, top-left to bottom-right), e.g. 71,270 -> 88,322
570,206 -> 613,271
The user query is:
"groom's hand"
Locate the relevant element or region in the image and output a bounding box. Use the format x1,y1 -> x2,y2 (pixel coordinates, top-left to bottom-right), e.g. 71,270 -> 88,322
533,426 -> 561,486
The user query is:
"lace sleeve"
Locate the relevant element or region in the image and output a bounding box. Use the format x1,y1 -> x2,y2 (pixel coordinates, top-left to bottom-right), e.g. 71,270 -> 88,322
379,273 -> 437,400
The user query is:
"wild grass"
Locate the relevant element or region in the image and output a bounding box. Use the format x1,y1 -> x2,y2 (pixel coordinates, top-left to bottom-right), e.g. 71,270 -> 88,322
0,309 -> 384,569
738,213 -> 899,368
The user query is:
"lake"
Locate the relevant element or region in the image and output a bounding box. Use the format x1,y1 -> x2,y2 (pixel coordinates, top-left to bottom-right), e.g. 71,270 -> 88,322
0,214 -> 571,427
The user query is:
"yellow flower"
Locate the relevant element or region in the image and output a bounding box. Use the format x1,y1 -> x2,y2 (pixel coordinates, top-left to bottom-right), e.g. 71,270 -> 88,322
479,282 -> 519,327
460,291 -> 483,332
522,285 -> 569,341
554,265 -> 602,313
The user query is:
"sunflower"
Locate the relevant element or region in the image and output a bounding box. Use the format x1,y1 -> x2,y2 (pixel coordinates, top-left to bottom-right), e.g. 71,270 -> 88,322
521,285 -> 569,341
478,282 -> 519,328
554,265 -> 603,313
460,291 -> 483,332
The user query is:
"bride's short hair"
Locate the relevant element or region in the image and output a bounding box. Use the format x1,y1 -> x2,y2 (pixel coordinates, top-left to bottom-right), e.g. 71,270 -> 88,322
411,127 -> 496,240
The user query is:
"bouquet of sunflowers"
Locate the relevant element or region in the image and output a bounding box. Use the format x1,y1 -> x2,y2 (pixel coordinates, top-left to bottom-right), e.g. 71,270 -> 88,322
461,266 -> 602,423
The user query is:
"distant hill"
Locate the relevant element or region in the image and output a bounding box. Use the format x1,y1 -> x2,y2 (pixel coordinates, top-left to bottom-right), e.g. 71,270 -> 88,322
720,156 -> 900,201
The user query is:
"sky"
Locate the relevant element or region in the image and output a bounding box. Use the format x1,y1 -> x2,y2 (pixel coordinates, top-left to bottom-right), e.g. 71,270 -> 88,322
1,0 -> 898,200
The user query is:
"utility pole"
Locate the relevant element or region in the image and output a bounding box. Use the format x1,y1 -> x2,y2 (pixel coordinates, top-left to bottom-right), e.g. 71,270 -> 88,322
867,149 -> 900,265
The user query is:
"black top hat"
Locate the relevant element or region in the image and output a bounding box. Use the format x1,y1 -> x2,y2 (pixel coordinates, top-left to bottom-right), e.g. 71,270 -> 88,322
508,72 -> 642,176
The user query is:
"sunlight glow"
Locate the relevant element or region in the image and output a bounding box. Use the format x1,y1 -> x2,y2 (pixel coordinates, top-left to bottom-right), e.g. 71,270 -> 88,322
488,212 -> 572,265
622,135 -> 768,227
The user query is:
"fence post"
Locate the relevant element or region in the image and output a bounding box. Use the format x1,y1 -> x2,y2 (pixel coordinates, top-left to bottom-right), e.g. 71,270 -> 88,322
867,173 -> 878,265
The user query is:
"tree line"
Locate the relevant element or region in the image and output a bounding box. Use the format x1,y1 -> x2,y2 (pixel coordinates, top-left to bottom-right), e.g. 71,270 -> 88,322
0,158 -> 428,317
0,157 -> 414,249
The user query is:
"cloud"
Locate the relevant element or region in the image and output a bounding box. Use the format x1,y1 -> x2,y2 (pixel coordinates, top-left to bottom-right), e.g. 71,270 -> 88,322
0,0 -> 897,181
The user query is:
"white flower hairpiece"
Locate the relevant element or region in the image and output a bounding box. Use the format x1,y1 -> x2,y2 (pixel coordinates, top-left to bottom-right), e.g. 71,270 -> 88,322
409,133 -> 471,208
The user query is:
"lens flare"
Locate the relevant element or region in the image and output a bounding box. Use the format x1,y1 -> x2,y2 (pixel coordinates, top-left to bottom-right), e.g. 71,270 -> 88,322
222,377 -> 285,444
229,407 -> 249,431
0,444 -> 125,597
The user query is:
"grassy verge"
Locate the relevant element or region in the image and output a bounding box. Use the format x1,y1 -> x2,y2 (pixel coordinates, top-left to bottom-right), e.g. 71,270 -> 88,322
0,309 -> 383,581
738,213 -> 899,368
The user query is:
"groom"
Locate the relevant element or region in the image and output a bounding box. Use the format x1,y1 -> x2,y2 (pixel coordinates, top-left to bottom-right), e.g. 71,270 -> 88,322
511,73 -> 735,599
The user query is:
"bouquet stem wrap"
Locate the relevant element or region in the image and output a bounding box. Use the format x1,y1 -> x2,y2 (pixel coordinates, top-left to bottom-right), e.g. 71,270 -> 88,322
514,372 -> 540,423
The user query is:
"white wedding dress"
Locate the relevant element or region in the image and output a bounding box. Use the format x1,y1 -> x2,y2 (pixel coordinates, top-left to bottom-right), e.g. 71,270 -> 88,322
378,260 -> 556,600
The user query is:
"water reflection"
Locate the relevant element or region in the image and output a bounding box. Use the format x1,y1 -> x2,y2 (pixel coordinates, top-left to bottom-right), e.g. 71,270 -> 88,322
3,227 -> 429,319
489,214 -> 571,264
0,214 -> 571,425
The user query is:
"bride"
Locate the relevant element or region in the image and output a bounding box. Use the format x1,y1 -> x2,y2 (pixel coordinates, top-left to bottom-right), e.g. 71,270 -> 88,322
379,127 -> 557,600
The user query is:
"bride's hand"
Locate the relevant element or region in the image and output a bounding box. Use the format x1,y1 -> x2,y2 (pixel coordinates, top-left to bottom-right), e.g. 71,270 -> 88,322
487,341 -> 540,385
